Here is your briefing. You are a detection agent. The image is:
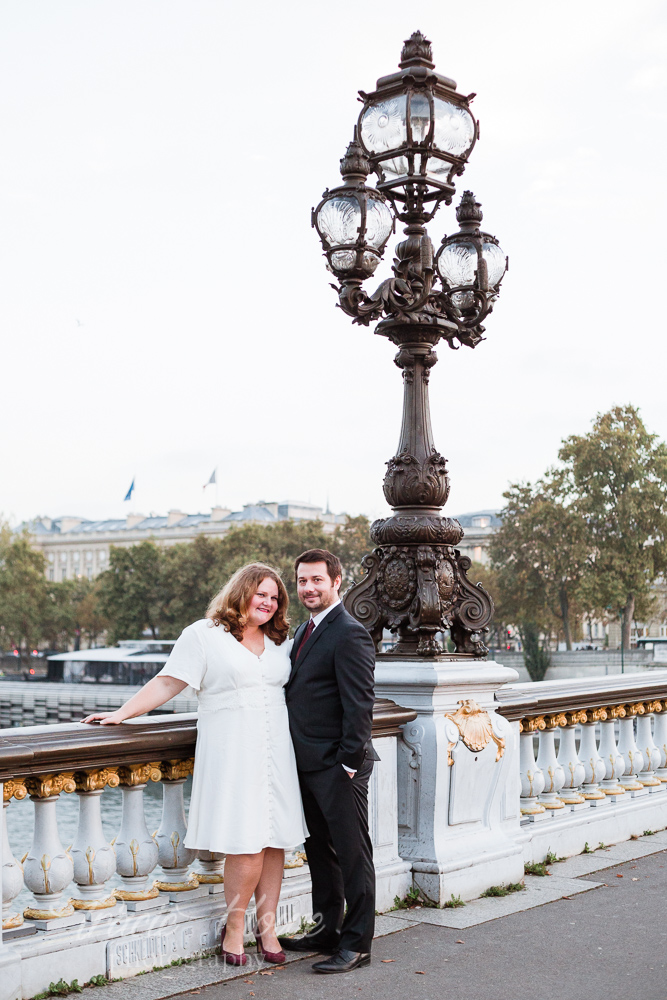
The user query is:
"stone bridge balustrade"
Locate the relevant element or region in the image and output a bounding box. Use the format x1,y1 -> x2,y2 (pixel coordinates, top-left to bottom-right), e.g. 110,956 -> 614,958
0,700 -> 415,1000
495,672 -> 667,864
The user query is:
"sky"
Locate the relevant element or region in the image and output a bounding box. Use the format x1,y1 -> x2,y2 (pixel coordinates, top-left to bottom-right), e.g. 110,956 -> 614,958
1,0 -> 666,526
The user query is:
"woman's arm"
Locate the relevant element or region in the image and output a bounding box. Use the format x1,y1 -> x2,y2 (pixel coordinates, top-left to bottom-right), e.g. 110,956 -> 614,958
81,674 -> 188,725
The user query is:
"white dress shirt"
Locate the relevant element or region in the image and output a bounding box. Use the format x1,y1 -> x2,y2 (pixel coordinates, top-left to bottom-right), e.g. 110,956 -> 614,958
307,599 -> 355,776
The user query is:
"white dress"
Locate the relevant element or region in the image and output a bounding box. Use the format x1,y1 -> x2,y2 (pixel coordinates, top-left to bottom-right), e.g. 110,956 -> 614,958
158,618 -> 308,855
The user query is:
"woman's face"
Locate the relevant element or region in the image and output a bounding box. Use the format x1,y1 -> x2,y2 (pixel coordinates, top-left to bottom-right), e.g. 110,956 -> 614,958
246,577 -> 280,628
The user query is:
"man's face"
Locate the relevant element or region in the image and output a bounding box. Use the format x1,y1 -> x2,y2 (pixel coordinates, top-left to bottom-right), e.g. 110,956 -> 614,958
296,561 -> 341,614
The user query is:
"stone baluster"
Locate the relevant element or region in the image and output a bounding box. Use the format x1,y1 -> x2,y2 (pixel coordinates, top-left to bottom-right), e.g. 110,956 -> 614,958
114,763 -> 163,911
22,773 -> 85,929
70,769 -> 123,920
652,699 -> 667,783
579,710 -> 607,804
519,717 -> 546,816
598,707 -> 626,796
2,781 -> 27,930
196,850 -> 225,893
636,703 -> 663,790
154,760 -> 207,901
536,715 -> 566,811
617,705 -> 645,793
556,712 -> 587,807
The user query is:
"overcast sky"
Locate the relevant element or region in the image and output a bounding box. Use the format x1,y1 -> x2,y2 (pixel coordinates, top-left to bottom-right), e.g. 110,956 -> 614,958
1,0 -> 666,526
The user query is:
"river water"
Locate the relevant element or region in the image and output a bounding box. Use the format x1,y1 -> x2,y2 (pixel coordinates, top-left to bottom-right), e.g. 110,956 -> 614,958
6,778 -> 192,911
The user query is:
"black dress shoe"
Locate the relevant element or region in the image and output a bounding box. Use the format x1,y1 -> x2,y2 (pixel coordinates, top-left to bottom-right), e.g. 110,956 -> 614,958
312,949 -> 371,973
277,935 -> 339,954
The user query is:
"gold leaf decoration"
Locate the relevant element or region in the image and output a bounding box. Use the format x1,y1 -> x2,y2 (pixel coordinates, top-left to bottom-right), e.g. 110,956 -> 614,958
446,699 -> 505,762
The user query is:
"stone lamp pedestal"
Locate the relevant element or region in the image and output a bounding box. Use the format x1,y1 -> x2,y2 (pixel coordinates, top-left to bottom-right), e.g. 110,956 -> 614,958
375,657 -> 523,903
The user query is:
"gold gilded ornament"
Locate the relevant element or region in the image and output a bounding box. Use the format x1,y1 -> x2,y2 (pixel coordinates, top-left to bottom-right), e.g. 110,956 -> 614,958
25,773 -> 76,798
72,894 -> 117,910
24,901 -> 75,920
159,758 -> 195,782
3,779 -> 27,802
154,874 -> 200,892
118,763 -> 162,786
113,886 -> 160,901
446,699 -> 505,762
74,768 -> 119,792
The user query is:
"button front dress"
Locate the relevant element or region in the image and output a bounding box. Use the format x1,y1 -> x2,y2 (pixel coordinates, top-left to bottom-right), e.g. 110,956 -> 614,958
158,618 -> 308,855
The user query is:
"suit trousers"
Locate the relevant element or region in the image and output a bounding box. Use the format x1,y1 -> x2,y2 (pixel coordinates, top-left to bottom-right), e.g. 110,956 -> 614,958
298,757 -> 375,953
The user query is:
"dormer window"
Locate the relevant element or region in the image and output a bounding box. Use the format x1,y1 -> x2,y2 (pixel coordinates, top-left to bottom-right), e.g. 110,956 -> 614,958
471,516 -> 490,528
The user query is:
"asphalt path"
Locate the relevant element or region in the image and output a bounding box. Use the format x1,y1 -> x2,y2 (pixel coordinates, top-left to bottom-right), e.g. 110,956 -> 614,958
175,850 -> 667,1000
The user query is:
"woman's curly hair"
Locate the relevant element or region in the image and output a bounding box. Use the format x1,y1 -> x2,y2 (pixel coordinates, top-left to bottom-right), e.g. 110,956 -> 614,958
206,563 -> 290,644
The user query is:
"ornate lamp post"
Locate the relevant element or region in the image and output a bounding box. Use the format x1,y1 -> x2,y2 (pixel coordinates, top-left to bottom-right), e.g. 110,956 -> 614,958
313,32 -> 507,659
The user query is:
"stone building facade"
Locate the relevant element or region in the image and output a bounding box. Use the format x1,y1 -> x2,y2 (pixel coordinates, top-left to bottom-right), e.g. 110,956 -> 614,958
22,504 -> 500,584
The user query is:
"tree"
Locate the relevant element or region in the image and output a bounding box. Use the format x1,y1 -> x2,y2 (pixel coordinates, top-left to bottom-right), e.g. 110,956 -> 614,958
0,529 -> 51,660
160,536 -> 226,638
332,515 -> 373,590
213,520 -> 332,630
97,542 -> 165,644
559,405 -> 667,650
47,578 -> 109,650
489,471 -> 590,650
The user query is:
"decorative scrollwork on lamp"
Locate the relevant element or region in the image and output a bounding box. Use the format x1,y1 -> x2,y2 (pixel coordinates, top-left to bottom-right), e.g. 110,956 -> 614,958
314,31 -> 508,659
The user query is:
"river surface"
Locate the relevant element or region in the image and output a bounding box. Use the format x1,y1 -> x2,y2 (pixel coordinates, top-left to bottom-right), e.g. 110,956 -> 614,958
6,778 -> 192,911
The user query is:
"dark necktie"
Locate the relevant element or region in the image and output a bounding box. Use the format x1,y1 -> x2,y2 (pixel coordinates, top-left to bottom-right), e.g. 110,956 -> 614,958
296,619 -> 315,660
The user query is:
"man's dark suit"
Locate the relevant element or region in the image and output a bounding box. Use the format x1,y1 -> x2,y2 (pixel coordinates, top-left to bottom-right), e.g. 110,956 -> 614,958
285,602 -> 377,953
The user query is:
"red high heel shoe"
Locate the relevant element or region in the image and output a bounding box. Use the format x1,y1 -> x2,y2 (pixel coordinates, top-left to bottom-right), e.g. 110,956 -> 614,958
221,924 -> 247,966
254,924 -> 286,964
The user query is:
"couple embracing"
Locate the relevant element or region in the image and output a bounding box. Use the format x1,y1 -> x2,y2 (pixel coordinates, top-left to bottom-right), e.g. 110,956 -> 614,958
83,549 -> 377,975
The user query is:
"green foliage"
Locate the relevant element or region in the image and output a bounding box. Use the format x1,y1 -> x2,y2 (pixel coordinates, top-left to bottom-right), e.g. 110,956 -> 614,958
55,515 -> 373,645
524,861 -> 548,877
488,405 -> 667,657
643,829 -> 656,836
38,981 -> 82,997
443,894 -> 465,908
481,882 -> 525,897
519,621 -> 551,682
392,886 -> 422,909
332,515 -> 373,590
97,541 -> 165,644
582,841 -> 593,854
0,527 -> 52,659
86,976 -> 109,987
545,850 -> 565,864
559,405 -> 667,650
489,471 -> 589,651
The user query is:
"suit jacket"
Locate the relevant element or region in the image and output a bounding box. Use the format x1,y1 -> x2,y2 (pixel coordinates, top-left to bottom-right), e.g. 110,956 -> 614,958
285,602 -> 377,772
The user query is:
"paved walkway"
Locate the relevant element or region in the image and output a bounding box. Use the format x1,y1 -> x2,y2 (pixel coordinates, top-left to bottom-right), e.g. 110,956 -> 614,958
101,830 -> 667,1000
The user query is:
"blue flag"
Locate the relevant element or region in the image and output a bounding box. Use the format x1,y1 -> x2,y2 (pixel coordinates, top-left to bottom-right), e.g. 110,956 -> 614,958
203,468 -> 216,490
124,478 -> 135,502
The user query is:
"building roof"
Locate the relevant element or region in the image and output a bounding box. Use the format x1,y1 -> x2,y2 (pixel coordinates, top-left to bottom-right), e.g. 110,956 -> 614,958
17,500 -> 342,538
453,509 -> 503,528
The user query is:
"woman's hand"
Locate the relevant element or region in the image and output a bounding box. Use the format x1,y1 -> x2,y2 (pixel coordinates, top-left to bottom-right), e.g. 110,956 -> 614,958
80,676 -> 187,726
81,710 -> 126,725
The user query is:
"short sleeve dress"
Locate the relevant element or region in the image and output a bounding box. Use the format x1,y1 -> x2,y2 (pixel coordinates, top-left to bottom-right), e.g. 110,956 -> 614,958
158,618 -> 308,855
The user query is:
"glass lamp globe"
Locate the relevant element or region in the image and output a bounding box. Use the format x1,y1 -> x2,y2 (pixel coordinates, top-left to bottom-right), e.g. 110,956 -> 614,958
435,191 -> 507,311
357,31 -> 477,215
313,140 -> 394,279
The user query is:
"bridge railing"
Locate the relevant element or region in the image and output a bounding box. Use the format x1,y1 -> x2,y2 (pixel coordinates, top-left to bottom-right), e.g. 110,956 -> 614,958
0,700 -> 415,997
495,671 -> 667,862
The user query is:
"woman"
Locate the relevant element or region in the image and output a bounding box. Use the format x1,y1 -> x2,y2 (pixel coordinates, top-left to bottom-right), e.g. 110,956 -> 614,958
82,563 -> 307,966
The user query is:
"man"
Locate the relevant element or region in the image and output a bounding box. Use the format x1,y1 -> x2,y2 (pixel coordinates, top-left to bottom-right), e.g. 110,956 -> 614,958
278,548 -> 378,974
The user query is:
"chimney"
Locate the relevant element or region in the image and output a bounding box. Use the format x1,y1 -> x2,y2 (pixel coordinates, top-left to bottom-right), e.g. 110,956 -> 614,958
210,506 -> 232,521
59,517 -> 83,533
125,513 -> 146,529
167,510 -> 187,527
